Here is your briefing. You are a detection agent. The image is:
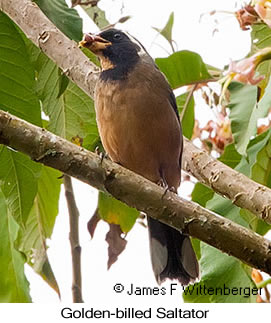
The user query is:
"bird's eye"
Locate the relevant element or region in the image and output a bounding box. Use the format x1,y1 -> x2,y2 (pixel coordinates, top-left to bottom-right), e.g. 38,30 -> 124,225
113,33 -> 122,40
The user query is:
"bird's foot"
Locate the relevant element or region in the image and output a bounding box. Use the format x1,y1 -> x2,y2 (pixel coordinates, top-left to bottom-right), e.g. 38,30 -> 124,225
94,146 -> 108,164
157,179 -> 176,199
157,178 -> 169,199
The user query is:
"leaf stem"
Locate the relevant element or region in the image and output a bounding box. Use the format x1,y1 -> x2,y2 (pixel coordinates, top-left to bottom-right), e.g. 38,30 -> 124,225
257,278 -> 271,289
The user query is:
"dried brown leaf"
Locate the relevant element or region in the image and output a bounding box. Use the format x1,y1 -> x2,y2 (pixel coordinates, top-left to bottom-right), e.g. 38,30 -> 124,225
87,208 -> 101,238
105,223 -> 127,269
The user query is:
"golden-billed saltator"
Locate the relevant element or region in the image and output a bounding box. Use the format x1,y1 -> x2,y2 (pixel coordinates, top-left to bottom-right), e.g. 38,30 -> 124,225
80,29 -> 199,285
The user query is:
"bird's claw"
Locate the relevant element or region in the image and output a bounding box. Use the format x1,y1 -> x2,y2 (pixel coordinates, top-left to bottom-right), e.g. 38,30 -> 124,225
157,178 -> 169,199
94,146 -> 108,164
157,179 -> 176,199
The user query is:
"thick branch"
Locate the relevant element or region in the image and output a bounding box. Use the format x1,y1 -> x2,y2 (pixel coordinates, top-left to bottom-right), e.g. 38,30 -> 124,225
63,175 -> 83,303
182,138 -> 271,224
1,110 -> 271,275
0,0 -> 99,98
1,0 -> 271,224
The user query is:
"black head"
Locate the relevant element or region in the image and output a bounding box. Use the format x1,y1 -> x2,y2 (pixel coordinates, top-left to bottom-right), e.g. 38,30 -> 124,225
80,28 -> 147,81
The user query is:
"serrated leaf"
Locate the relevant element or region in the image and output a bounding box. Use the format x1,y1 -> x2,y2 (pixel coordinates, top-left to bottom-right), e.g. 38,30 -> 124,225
17,166 -> 62,295
34,0 -> 83,41
176,92 -> 194,139
0,146 -> 41,227
35,53 -> 99,148
155,51 -> 211,89
0,190 -> 31,302
0,12 -> 41,126
98,192 -> 139,233
63,82 -> 99,150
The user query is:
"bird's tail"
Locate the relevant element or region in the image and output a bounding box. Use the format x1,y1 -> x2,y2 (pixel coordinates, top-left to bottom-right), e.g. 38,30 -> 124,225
147,216 -> 199,285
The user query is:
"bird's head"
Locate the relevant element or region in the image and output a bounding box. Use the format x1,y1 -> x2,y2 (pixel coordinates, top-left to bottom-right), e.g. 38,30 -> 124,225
79,28 -> 148,79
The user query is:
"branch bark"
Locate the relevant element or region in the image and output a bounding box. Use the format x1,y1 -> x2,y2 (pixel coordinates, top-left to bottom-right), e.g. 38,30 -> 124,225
0,0 -> 99,98
182,138 -> 271,224
1,110 -> 271,275
63,175 -> 83,303
1,0 -> 271,224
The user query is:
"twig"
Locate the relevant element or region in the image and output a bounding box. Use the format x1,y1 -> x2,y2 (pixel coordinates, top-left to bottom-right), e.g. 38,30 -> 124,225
63,175 -> 83,303
1,110 -> 271,276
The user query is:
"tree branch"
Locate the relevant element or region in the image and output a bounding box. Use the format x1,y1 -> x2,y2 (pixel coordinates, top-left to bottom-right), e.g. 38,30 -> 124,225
182,138 -> 271,224
1,0 -> 271,224
1,110 -> 271,275
0,0 -> 99,98
63,175 -> 83,303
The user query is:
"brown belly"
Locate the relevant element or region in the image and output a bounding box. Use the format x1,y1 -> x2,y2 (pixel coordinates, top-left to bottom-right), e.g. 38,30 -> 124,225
95,78 -> 182,189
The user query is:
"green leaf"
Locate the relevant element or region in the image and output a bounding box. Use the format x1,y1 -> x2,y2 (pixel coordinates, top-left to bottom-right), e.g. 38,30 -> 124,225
153,12 -> 175,51
191,238 -> 201,261
17,166 -> 62,295
184,194 -> 256,303
62,82 -> 99,150
191,183 -> 214,207
0,12 -> 41,126
155,51 -> 211,89
250,23 -> 271,94
0,146 -> 41,227
218,143 -> 242,169
186,131 -> 271,300
82,4 -> 110,29
35,53 -> 99,148
0,190 -> 31,302
176,92 -> 195,139
257,76 -> 271,113
57,72 -> 70,98
228,82 -> 259,155
183,243 -> 257,303
81,47 -> 101,67
191,143 -> 241,208
98,192 -> 139,233
34,0 -> 82,41
238,128 -> 271,234
251,24 -> 271,92
251,131 -> 271,188
251,24 -> 271,51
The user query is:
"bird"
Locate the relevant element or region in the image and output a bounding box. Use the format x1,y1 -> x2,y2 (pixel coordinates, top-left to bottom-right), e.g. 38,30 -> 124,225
79,28 -> 199,285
